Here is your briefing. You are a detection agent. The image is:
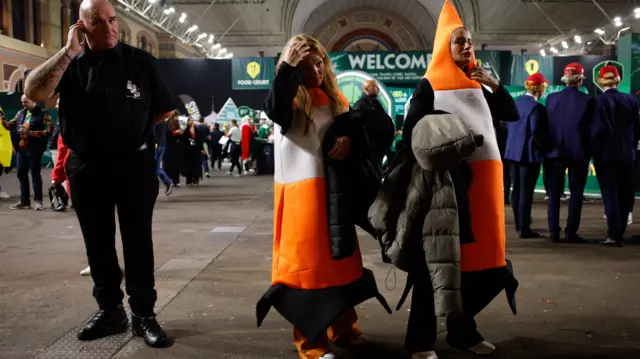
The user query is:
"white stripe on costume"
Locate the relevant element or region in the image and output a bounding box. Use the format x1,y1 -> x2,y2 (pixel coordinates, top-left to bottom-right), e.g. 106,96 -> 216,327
274,106 -> 334,184
433,89 -> 501,162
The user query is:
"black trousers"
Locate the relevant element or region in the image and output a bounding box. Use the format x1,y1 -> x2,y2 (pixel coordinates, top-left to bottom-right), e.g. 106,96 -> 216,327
503,158 -> 511,203
595,160 -> 634,240
405,272 -> 483,354
66,148 -> 159,316
210,144 -> 223,170
510,162 -> 541,233
229,142 -> 243,174
546,159 -> 589,236
165,168 -> 180,185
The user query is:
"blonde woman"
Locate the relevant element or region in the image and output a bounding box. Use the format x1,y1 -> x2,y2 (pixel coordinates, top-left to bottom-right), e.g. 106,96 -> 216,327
255,34 -> 389,359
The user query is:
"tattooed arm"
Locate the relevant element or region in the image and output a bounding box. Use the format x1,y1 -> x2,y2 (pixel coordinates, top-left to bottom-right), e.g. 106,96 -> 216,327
24,22 -> 86,102
24,49 -> 73,102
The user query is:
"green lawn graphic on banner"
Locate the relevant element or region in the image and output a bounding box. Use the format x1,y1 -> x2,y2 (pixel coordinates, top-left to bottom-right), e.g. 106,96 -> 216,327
388,87 -> 414,117
231,57 -> 275,90
336,71 -> 393,117
510,55 -> 554,86
504,85 -> 600,195
329,51 -> 431,84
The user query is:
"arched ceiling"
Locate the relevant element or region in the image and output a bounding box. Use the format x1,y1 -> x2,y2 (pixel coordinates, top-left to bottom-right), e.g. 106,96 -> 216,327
159,0 -> 640,55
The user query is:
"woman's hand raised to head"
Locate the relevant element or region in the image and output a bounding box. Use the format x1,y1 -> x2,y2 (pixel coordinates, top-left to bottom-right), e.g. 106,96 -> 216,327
282,41 -> 310,68
469,66 -> 500,91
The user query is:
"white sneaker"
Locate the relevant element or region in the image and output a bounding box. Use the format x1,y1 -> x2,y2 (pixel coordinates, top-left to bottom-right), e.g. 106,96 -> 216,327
468,340 -> 496,355
412,350 -> 439,359
320,353 -> 337,359
0,190 -> 9,199
80,266 -> 91,276
628,213 -> 633,225
34,201 -> 44,211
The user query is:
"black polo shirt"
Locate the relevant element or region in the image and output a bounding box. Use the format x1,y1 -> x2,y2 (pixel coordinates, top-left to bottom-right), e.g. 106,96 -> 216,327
56,42 -> 175,159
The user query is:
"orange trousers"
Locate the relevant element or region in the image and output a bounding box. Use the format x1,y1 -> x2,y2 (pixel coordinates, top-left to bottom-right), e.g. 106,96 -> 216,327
293,308 -> 361,359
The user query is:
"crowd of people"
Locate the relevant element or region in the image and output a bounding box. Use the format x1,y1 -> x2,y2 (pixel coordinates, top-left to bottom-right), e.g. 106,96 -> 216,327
0,0 -> 637,358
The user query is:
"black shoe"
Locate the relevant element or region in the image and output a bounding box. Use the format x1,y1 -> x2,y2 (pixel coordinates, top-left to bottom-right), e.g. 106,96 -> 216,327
132,314 -> 169,348
165,184 -> 174,196
77,306 -> 128,341
550,232 -> 560,243
520,231 -> 541,239
564,234 -> 587,243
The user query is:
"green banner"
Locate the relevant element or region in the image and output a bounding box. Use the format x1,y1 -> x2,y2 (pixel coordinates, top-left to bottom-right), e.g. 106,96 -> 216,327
475,50 -> 503,82
231,57 -> 275,90
388,87 -> 414,117
510,55 -> 554,86
329,51 -> 431,84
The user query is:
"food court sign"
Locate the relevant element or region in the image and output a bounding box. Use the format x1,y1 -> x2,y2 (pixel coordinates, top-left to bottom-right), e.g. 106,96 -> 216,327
330,51 -> 431,84
231,57 -> 275,90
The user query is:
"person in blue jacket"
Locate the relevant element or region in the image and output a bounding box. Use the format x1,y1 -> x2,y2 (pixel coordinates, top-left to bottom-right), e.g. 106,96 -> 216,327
505,73 -> 549,238
545,63 -> 593,243
591,65 -> 640,247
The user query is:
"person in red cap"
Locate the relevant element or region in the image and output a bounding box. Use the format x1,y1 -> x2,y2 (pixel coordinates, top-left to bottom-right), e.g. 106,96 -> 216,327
505,72 -> 550,238
544,62 -> 593,243
591,64 -> 640,247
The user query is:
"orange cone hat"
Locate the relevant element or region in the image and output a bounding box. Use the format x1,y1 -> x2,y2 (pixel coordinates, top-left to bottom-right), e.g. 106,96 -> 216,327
425,0 -> 480,91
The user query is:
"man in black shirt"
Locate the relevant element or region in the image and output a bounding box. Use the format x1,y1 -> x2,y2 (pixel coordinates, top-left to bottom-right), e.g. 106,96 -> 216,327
24,0 -> 175,348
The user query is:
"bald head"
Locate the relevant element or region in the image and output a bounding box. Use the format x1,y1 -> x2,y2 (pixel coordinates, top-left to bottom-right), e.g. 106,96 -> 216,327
21,95 -> 36,110
79,0 -> 119,52
363,79 -> 379,97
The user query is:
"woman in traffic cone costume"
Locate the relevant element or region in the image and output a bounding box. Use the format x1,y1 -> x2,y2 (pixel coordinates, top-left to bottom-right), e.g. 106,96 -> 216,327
401,1 -> 520,356
256,34 -> 389,359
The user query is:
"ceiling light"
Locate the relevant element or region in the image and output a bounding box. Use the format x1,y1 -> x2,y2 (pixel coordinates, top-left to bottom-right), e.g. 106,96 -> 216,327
636,10 -> 640,19
540,49 -> 546,57
179,13 -> 187,23
195,43 -> 202,48
148,0 -> 156,3
550,47 -> 558,54
574,35 -> 582,44
164,7 -> 175,14
212,43 -> 221,49
594,28 -> 605,35
208,35 -> 214,44
561,41 -> 569,49
227,53 -> 234,58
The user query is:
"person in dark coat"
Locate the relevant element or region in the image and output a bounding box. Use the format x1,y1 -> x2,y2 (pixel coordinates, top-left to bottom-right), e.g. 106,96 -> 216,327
163,113 -> 183,186
181,117 -> 204,186
545,63 -> 593,243
196,118 -> 211,178
353,79 -> 395,168
591,65 -> 640,247
505,73 -> 550,239
209,123 -> 224,171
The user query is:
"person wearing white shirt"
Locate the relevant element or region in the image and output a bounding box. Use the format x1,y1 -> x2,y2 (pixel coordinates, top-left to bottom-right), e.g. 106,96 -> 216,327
227,120 -> 243,176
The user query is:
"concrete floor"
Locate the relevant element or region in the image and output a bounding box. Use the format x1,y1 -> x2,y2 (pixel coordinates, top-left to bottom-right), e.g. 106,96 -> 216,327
0,169 -> 639,359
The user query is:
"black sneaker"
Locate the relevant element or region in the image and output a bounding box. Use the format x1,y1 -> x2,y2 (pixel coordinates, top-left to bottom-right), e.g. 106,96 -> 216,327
77,305 -> 128,341
131,314 -> 169,348
9,202 -> 31,210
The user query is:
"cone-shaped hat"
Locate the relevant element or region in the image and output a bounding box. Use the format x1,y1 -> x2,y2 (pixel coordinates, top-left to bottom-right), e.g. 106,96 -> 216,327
425,0 -> 480,91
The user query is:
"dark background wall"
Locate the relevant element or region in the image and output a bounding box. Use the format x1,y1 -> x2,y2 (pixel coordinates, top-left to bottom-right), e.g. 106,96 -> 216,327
156,59 -> 269,116
552,55 -> 615,96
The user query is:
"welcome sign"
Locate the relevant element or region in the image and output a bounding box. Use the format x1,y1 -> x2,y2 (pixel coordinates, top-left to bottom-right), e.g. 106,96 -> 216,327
329,51 -> 431,84
231,57 -> 276,90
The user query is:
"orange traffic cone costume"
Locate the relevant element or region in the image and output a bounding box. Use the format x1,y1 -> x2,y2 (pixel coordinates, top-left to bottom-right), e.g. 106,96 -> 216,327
256,35 -> 390,359
404,0 -> 519,321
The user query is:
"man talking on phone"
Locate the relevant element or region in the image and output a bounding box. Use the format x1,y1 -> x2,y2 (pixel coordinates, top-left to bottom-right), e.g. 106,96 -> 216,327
24,0 -> 175,348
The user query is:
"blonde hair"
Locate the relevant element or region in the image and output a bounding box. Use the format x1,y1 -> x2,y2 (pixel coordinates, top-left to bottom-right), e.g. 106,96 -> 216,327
278,34 -> 346,133
598,77 -> 620,88
561,74 -> 585,86
525,81 -> 547,94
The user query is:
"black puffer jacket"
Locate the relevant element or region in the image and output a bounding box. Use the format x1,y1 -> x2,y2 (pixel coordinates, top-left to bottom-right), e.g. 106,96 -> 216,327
323,110 -> 381,259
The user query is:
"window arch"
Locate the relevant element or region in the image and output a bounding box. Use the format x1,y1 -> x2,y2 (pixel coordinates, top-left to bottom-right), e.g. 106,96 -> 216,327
139,35 -> 148,52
